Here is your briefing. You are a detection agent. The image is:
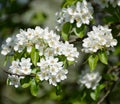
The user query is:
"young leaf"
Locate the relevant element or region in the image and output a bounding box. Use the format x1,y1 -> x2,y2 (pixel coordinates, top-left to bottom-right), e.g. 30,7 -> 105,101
30,79 -> 39,96
22,83 -> 30,88
62,22 -> 72,41
88,55 -> 98,71
30,47 -> 39,66
4,55 -> 8,66
98,51 -> 108,65
73,25 -> 86,38
90,92 -> 96,101
56,83 -> 62,95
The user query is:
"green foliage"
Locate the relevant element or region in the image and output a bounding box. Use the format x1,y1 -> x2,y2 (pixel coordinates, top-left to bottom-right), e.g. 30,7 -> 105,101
62,22 -> 72,41
90,84 -> 105,101
88,55 -> 98,71
30,79 -> 39,96
31,12 -> 47,26
73,25 -> 86,38
30,47 -> 39,66
98,51 -> 108,65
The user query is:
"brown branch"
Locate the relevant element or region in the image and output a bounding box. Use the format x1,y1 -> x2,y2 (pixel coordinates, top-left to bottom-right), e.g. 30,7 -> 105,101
97,66 -> 120,104
0,67 -> 35,77
69,37 -> 83,44
97,90 -> 110,104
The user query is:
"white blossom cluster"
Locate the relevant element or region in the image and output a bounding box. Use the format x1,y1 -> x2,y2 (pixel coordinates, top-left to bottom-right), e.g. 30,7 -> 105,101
82,25 -> 117,53
1,26 -> 79,87
94,0 -> 120,8
1,26 -> 79,62
37,57 -> 68,86
79,71 -> 101,90
8,58 -> 32,87
9,58 -> 32,75
55,0 -> 93,31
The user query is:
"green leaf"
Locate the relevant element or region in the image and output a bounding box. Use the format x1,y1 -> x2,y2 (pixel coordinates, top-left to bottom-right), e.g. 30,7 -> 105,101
88,55 -> 98,71
73,25 -> 86,38
98,51 -> 108,65
90,92 -> 96,101
14,49 -> 26,59
68,61 -> 74,65
56,83 -> 62,95
10,56 -> 14,63
30,47 -> 39,66
62,22 -> 72,41
31,12 -> 47,25
91,84 -> 105,101
103,16 -> 118,24
3,55 -> 8,66
22,83 -> 30,88
6,78 -> 10,85
30,79 -> 39,96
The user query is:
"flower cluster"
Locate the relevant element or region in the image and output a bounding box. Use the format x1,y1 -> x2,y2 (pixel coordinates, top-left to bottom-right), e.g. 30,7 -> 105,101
1,26 -> 79,62
9,58 -> 32,75
37,57 -> 68,86
82,25 -> 117,53
1,26 -> 79,87
8,75 -> 24,88
56,0 -> 93,31
94,0 -> 120,8
1,36 -> 16,55
79,71 -> 101,90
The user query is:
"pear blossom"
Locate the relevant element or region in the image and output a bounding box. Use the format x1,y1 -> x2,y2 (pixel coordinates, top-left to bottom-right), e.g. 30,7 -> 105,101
9,58 -> 32,75
1,26 -> 79,86
82,25 -> 117,53
1,36 -> 16,55
79,71 -> 101,90
8,75 -> 24,88
56,0 -> 93,30
1,26 -> 79,63
37,57 -> 68,86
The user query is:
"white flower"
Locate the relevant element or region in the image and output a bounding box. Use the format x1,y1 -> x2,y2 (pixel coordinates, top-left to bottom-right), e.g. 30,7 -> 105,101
82,25 -> 117,53
79,71 -> 101,90
9,60 -> 22,74
62,41 -> 79,61
1,36 -> 16,55
20,58 -> 32,75
56,0 -> 93,30
8,75 -> 24,88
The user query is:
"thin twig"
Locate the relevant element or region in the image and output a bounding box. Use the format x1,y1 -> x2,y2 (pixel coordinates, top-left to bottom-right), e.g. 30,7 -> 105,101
97,90 -> 110,104
0,67 -> 35,77
97,66 -> 120,104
